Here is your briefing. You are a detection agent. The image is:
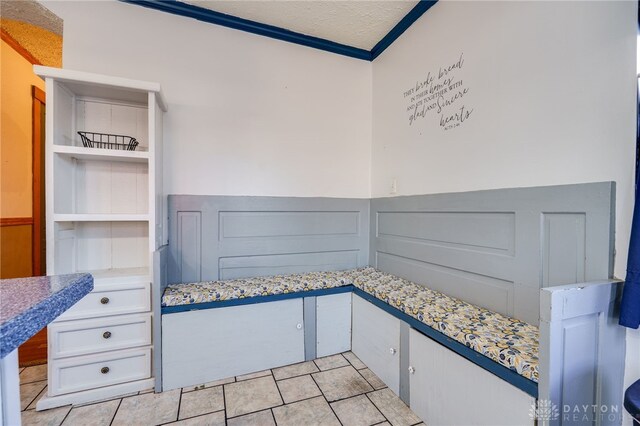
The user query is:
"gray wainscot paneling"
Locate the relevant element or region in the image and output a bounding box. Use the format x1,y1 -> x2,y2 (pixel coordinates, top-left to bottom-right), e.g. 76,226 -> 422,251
370,182 -> 615,325
168,195 -> 370,283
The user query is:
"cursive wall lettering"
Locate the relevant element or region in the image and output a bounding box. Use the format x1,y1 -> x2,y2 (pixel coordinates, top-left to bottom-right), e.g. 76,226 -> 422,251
403,53 -> 474,131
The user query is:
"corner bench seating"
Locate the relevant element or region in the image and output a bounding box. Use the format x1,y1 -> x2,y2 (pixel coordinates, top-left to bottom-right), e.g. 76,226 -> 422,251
161,267 -> 539,386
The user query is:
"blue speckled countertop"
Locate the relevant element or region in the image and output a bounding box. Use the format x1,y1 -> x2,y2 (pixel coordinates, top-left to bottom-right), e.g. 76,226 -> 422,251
0,274 -> 93,358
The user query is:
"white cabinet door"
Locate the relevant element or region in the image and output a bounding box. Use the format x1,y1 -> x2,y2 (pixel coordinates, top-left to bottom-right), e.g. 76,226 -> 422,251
162,299 -> 305,391
317,293 -> 352,357
352,295 -> 401,394
409,329 -> 534,426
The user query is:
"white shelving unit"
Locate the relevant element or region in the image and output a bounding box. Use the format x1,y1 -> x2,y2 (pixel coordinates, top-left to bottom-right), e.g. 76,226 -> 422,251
34,66 -> 166,409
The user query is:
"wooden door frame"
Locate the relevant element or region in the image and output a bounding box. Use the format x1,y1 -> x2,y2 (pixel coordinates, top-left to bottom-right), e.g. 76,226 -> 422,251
32,86 -> 45,276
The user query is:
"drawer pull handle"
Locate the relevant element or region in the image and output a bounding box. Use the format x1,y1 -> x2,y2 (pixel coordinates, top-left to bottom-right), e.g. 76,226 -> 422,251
408,366 -> 415,374
103,331 -> 112,339
101,367 -> 110,374
296,323 -> 303,330
100,297 -> 110,305
389,347 -> 397,355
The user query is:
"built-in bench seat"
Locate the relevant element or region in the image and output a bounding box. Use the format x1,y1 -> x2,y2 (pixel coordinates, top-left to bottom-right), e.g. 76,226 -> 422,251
161,267 -> 539,385
344,267 -> 539,383
161,269 -> 353,307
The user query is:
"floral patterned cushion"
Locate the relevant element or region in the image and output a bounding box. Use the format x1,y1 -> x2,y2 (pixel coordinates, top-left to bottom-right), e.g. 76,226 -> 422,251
343,267 -> 539,382
162,267 -> 539,383
161,270 -> 352,306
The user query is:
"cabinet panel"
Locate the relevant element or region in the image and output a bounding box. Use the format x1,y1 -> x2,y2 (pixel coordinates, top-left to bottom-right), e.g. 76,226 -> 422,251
409,329 -> 534,426
50,347 -> 151,396
162,299 -> 305,391
352,295 -> 400,394
316,293 -> 351,357
50,313 -> 151,359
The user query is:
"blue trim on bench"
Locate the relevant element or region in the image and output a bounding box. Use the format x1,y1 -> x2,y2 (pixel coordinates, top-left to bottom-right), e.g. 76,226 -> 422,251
120,0 -> 372,61
161,283 -> 538,398
161,285 -> 354,314
370,0 -> 438,60
352,288 -> 539,398
120,0 -> 439,62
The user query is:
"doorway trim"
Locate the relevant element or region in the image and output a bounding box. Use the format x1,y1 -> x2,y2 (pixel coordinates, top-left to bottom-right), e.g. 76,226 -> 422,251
32,86 -> 45,276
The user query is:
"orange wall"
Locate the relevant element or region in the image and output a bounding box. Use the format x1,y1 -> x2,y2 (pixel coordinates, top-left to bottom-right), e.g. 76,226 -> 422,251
0,38 -> 45,218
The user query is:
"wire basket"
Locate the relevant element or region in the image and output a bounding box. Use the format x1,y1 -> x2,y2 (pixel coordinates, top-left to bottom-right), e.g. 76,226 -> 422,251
77,131 -> 139,151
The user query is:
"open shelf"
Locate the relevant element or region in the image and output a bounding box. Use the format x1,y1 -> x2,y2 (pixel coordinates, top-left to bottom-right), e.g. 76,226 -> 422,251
53,145 -> 149,163
54,214 -> 149,222
53,221 -> 150,275
80,267 -> 151,285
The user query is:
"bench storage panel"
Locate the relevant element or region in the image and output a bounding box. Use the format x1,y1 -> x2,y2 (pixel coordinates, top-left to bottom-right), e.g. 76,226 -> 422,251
161,299 -> 305,391
316,293 -> 352,358
409,328 -> 534,425
352,294 -> 402,394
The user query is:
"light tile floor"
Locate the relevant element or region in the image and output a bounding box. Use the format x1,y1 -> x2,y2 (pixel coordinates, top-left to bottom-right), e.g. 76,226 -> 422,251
20,352 -> 425,426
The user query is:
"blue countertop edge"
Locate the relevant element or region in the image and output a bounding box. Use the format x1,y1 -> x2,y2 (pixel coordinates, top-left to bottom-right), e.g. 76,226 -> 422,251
0,274 -> 94,358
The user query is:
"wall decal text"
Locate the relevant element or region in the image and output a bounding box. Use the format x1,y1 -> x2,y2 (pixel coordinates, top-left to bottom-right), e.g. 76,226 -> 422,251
403,53 -> 473,131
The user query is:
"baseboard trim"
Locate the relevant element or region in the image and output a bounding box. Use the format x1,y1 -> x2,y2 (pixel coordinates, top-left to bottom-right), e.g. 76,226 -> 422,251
35,378 -> 155,411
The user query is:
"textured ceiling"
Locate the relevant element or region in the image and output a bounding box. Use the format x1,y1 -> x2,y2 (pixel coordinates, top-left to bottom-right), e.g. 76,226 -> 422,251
0,0 -> 63,35
180,0 -> 420,51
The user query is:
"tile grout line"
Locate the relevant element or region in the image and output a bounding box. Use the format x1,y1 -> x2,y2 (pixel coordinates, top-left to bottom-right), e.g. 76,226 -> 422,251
271,391 -> 330,410
159,408 -> 225,425
56,404 -> 73,426
354,363 -> 387,392
21,382 -> 47,412
220,371 -> 286,422
20,377 -> 48,386
273,358 -> 323,379
23,382 -> 48,411
364,391 -> 392,425
312,353 -> 351,373
108,397 -> 123,426
221,378 -> 227,422
271,371 -> 286,409
308,370 -> 344,426
175,386 -> 184,422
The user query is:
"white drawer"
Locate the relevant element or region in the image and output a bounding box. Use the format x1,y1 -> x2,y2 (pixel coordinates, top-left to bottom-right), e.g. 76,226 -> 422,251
50,313 -> 151,359
50,347 -> 151,396
57,281 -> 150,321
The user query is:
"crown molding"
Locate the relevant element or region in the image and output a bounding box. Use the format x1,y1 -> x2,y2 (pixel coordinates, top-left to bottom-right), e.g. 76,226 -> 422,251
121,0 -> 438,62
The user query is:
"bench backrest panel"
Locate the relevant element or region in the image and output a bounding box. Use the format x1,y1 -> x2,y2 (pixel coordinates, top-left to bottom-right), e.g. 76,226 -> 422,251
167,195 -> 370,285
370,182 -> 615,325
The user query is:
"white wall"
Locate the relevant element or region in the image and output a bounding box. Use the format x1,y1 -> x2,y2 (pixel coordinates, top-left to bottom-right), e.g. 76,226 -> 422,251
372,0 -> 638,419
42,0 -> 372,199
